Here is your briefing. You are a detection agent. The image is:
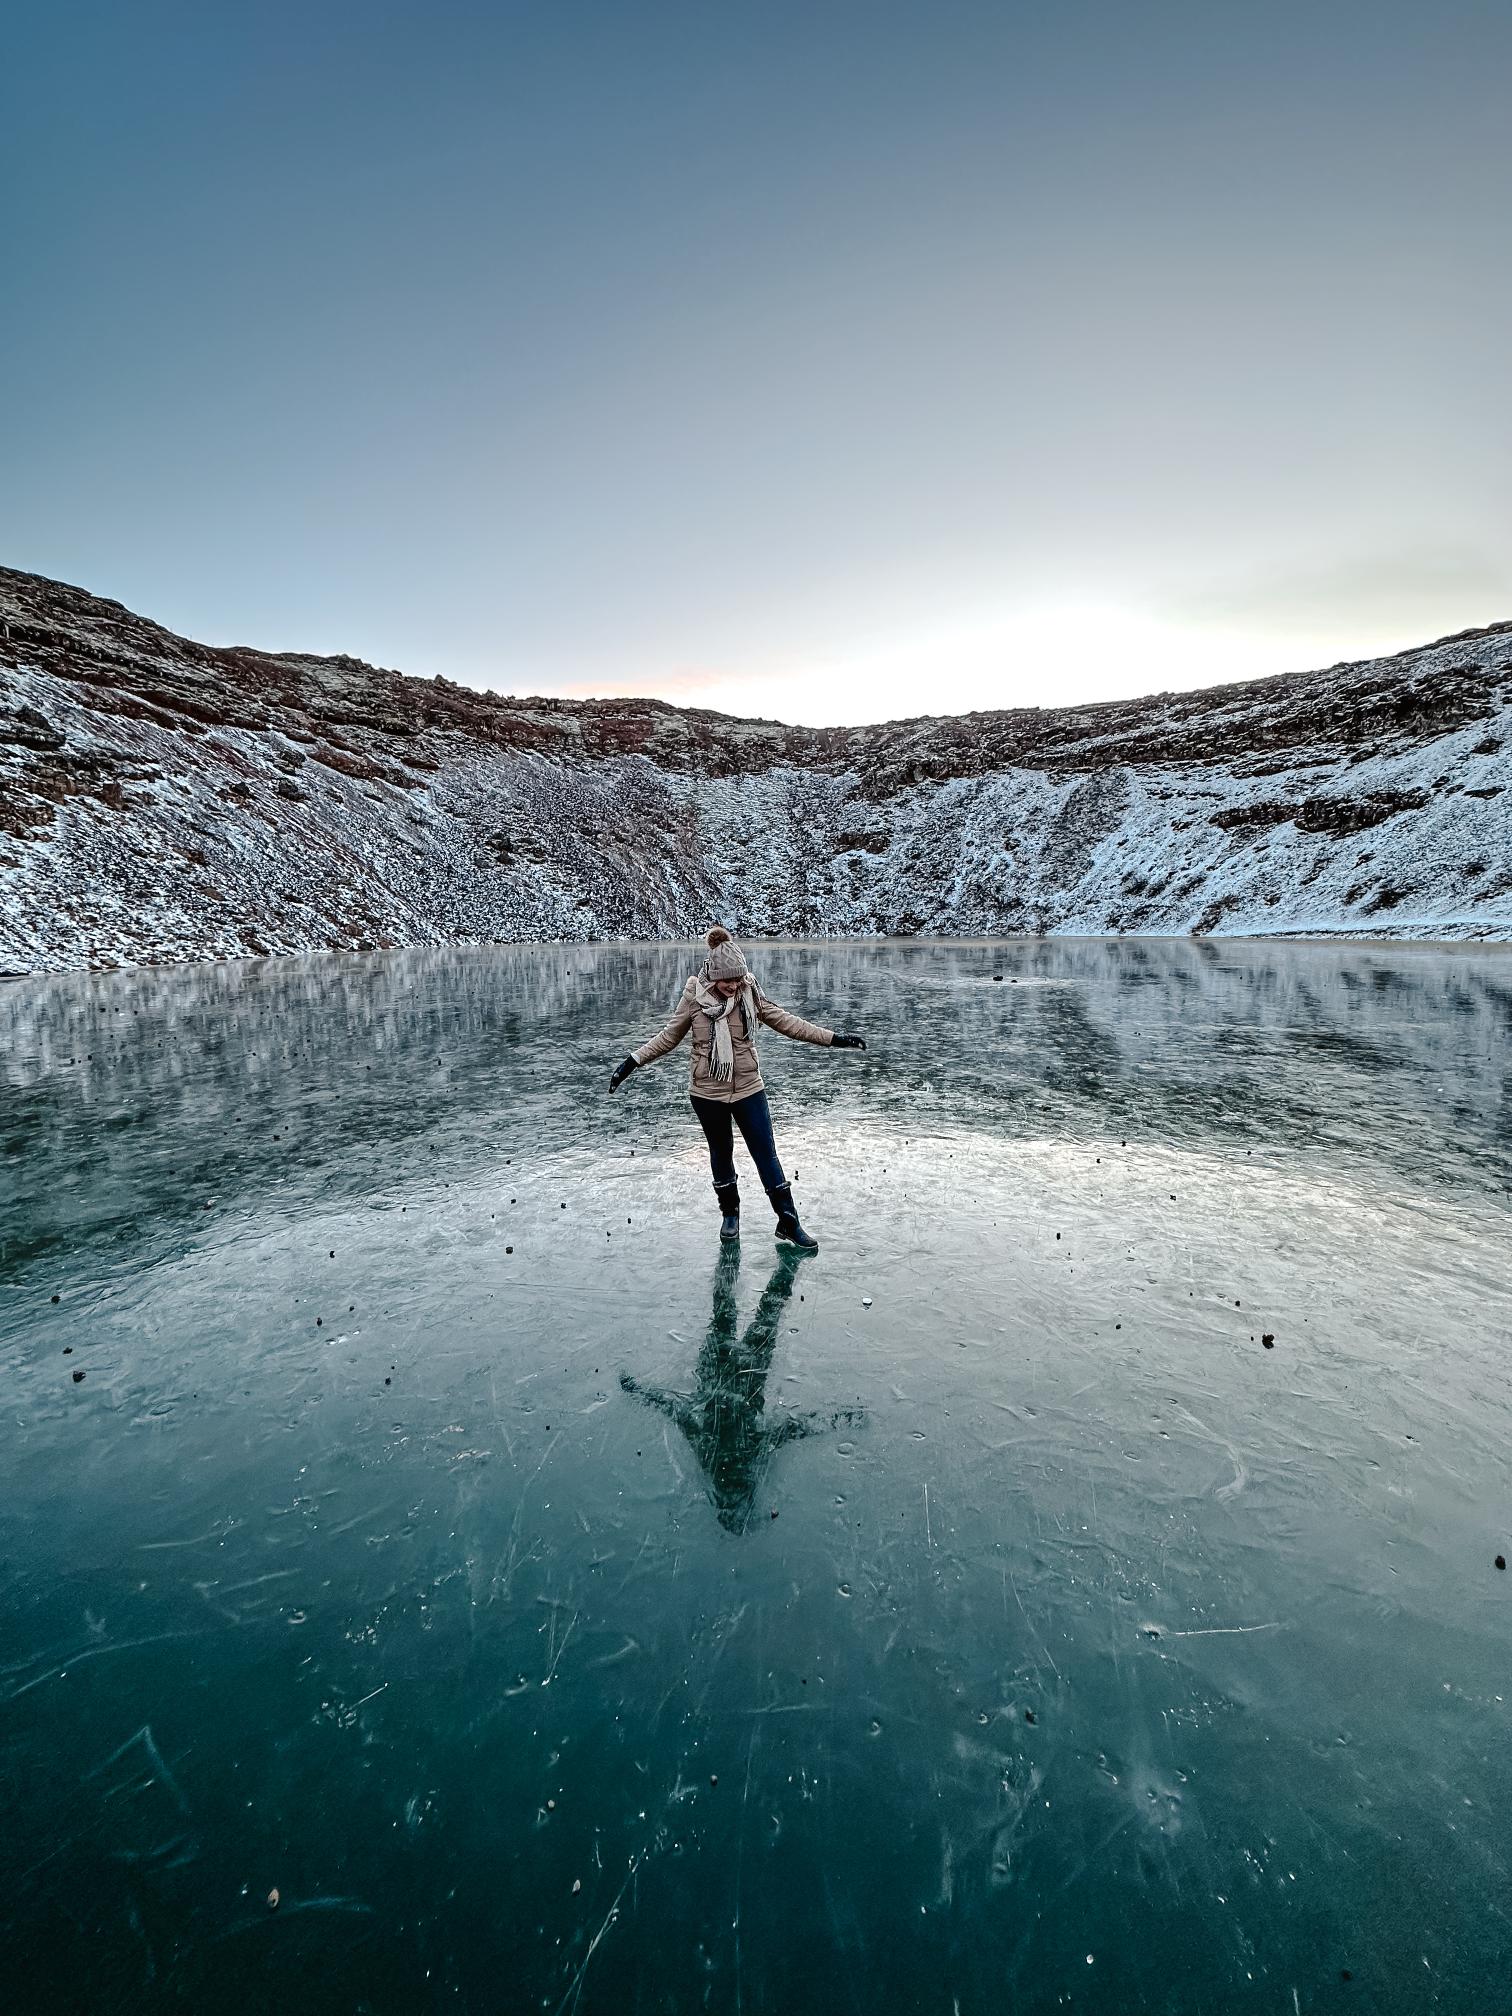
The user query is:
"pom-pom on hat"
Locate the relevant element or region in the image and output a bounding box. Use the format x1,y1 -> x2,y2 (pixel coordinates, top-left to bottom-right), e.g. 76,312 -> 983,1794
702,925 -> 748,982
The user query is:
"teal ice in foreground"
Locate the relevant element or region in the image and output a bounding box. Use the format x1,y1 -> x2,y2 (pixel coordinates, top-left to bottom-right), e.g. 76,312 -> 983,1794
2,939 -> 1510,2014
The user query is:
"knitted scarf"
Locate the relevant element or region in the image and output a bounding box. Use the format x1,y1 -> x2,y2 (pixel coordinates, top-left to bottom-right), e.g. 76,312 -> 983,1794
693,977 -> 757,1084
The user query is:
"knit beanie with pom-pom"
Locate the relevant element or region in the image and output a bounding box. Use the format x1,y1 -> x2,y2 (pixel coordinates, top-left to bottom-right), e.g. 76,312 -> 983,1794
701,925 -> 748,982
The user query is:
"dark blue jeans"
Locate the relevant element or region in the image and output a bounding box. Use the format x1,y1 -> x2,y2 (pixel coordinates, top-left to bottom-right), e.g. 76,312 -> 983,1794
691,1089 -> 786,1195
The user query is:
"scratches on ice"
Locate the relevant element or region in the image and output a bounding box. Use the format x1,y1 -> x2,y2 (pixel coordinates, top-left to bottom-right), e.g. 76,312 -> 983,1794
732,1718 -> 760,2016
3,1631 -> 213,1703
553,1847 -> 645,2016
84,1723 -> 192,1817
1007,1566 -> 1064,1684
1144,1620 -> 1287,1640
556,1737 -> 738,2016
540,1604 -> 580,1687
1174,1403 -> 1250,1501
586,1633 -> 640,1670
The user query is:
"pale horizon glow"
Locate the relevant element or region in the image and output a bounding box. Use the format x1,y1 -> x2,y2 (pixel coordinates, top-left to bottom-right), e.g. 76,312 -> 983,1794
554,600 -> 1471,727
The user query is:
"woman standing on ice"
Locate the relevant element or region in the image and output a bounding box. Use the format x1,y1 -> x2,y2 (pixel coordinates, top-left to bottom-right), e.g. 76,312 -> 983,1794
608,926 -> 865,1252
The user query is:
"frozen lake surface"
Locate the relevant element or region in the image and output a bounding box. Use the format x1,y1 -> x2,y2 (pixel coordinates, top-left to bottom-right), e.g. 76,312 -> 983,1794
3,938 -> 1510,2014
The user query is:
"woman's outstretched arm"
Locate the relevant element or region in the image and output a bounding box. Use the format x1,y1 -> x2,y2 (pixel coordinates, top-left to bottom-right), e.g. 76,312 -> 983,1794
754,986 -> 866,1051
754,986 -> 834,1046
609,988 -> 696,1091
758,983 -> 874,1048
631,991 -> 695,1065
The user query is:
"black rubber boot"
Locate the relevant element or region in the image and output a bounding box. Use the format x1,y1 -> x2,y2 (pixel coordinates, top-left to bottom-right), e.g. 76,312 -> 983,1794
768,1182 -> 818,1253
715,1181 -> 741,1243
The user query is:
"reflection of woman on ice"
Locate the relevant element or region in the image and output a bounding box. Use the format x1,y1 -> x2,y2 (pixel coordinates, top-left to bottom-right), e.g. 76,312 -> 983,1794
621,1245 -> 863,1532
608,927 -> 865,1251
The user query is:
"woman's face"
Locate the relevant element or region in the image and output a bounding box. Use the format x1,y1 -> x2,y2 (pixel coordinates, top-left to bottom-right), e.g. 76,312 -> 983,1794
714,977 -> 743,1000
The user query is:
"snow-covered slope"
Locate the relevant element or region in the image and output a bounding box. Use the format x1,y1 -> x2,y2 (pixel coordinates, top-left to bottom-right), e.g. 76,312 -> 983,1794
2,565 -> 1509,971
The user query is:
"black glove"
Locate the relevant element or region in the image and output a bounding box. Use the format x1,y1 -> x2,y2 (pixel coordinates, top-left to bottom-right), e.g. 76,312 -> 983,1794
831,1034 -> 866,1051
608,1055 -> 638,1092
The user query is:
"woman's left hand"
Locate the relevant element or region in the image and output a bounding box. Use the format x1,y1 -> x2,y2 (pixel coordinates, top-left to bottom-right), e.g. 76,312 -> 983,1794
831,1033 -> 866,1050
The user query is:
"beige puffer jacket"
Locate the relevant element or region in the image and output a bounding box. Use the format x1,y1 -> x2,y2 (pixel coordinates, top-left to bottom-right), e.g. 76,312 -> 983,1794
631,977 -> 834,1104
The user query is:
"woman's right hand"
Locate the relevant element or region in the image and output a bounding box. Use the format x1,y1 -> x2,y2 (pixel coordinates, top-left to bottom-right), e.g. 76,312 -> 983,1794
609,1056 -> 638,1092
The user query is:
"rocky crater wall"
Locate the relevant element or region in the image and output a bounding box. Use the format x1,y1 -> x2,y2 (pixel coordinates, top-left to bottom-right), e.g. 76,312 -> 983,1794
2,566 -> 1509,971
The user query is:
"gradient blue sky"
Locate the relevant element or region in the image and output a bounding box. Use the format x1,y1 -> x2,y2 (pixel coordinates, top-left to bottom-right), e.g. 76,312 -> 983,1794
4,0 -> 1509,723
